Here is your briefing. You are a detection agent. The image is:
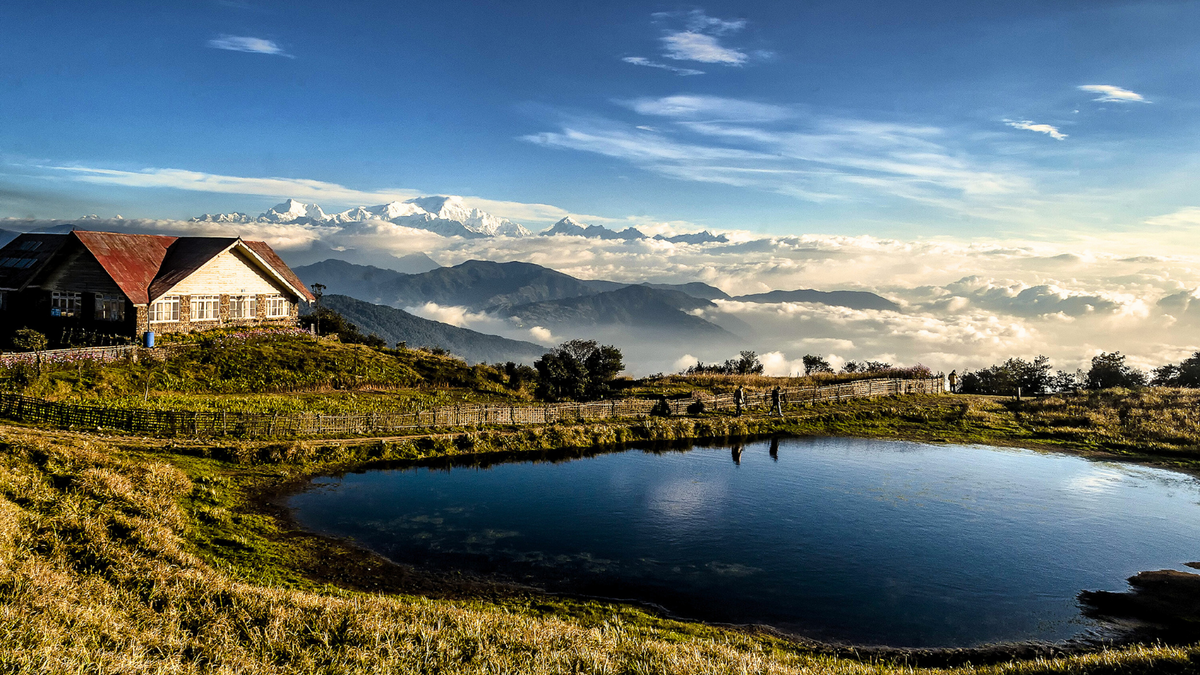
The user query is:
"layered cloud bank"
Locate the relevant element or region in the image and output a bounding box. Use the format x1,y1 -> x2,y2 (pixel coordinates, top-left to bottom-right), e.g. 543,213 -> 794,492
4,203 -> 1198,376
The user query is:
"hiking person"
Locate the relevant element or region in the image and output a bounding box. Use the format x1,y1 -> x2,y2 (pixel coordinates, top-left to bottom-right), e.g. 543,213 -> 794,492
735,386 -> 746,416
948,370 -> 958,394
771,386 -> 783,416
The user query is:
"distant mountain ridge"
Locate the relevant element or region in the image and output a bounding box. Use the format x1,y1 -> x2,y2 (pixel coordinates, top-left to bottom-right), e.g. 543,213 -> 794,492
505,285 -> 735,338
315,294 -> 546,364
193,196 -> 531,239
733,289 -> 900,312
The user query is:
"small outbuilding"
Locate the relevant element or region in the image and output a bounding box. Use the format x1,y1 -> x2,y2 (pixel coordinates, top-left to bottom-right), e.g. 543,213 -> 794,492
0,230 -> 315,339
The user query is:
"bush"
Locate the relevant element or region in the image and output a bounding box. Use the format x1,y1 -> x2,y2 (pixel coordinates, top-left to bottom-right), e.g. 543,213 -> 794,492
10,328 -> 47,352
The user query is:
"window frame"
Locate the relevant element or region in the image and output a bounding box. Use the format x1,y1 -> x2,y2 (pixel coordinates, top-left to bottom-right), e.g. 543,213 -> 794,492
265,295 -> 289,318
189,295 -> 221,322
149,296 -> 180,323
50,291 -> 81,318
94,293 -> 126,322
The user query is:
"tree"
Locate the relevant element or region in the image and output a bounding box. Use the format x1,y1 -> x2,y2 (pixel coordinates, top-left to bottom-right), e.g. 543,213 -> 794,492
1151,351 -> 1200,388
534,339 -> 624,401
731,350 -> 764,375
958,356 -> 1054,396
298,307 -> 386,348
802,354 -> 834,375
679,350 -> 763,376
1086,352 -> 1146,390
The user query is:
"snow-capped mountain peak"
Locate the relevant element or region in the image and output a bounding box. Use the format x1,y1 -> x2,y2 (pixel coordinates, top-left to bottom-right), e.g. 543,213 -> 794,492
262,199 -> 326,223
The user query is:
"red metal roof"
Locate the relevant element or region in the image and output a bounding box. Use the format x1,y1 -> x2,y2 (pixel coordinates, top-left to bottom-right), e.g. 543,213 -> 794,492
73,231 -> 178,305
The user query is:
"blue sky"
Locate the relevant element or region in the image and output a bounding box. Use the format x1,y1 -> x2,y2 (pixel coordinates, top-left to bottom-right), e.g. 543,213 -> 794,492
2,0 -> 1198,240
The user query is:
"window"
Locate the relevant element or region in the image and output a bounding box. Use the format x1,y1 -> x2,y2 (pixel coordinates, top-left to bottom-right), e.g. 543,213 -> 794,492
190,295 -> 220,321
149,296 -> 180,323
266,295 -> 289,318
0,291 -> 7,311
17,241 -> 42,251
51,291 -> 81,318
0,257 -> 37,269
229,295 -> 256,319
94,293 -> 125,321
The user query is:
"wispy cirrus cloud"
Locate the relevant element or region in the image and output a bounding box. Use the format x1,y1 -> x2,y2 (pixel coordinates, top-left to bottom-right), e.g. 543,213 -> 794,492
1078,84 -> 1147,103
1006,120 -> 1067,140
207,35 -> 293,57
621,57 -> 704,76
524,95 -> 1028,210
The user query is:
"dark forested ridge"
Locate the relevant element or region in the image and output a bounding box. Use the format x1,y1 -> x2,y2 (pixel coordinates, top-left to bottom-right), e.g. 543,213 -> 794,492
733,288 -> 899,311
297,259 -> 606,310
316,294 -> 546,364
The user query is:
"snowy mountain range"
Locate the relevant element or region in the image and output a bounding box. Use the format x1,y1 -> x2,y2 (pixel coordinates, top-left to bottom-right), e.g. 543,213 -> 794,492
192,198 -> 728,243
192,196 -> 531,238
541,217 -> 728,244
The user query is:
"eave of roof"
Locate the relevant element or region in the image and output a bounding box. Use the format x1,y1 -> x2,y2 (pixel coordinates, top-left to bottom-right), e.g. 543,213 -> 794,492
241,240 -> 316,302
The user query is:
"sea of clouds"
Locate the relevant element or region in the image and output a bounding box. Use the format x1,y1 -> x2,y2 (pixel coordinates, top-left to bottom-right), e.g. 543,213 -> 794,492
5,215 -> 1197,376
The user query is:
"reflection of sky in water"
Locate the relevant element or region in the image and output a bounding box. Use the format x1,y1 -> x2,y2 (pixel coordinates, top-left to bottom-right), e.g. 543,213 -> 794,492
292,439 -> 1200,648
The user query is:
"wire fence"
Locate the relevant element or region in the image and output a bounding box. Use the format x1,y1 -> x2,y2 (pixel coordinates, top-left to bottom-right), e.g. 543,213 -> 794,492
0,376 -> 943,439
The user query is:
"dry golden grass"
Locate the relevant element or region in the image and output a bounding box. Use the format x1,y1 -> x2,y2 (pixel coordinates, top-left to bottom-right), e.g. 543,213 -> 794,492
1016,388 -> 1200,459
0,414 -> 1197,673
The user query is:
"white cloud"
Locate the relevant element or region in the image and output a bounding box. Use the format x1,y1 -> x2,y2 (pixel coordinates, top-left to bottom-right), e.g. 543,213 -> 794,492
1078,84 -> 1148,103
1006,120 -> 1067,140
661,32 -> 748,65
621,57 -> 704,76
529,326 -> 556,344
1146,207 -> 1200,229
207,35 -> 293,58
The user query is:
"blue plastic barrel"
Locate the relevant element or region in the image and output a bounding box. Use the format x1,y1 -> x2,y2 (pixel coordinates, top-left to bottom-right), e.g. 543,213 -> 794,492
143,331 -> 155,348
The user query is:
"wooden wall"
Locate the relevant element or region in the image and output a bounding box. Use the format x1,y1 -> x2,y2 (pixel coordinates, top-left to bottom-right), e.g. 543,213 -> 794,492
166,248 -> 289,297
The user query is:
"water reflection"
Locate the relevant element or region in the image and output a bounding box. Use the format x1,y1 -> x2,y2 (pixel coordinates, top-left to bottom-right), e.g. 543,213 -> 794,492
289,437 -> 1200,648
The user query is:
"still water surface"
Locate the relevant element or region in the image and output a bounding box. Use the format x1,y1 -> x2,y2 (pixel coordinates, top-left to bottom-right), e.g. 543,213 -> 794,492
288,438 -> 1200,647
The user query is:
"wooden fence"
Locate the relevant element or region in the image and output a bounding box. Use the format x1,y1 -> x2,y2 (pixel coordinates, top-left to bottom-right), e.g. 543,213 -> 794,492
0,376 -> 943,439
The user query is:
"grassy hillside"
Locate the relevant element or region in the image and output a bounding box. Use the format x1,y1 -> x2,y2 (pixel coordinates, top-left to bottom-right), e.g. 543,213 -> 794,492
0,327 -> 531,414
320,294 -> 546,364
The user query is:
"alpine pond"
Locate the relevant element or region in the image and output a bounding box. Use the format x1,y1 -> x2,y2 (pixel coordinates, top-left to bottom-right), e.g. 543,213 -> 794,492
287,437 -> 1200,647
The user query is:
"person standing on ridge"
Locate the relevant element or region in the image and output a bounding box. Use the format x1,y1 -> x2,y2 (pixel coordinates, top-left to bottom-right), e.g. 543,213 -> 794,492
948,370 -> 958,394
